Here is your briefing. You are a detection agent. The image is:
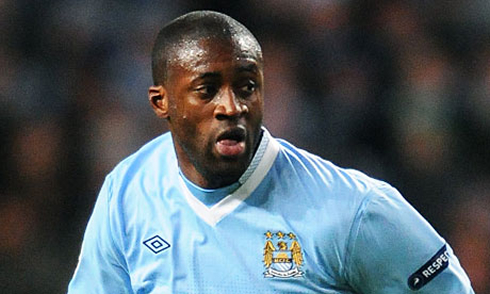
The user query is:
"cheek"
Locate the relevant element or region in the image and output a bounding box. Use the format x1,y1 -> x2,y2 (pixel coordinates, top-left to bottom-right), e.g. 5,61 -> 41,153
248,99 -> 264,120
168,105 -> 195,137
172,106 -> 213,139
168,97 -> 195,123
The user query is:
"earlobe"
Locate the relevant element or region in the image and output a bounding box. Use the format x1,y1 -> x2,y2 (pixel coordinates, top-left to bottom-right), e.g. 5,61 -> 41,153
148,85 -> 169,118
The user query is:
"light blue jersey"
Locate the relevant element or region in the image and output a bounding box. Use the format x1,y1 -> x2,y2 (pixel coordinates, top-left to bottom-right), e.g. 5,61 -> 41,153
68,129 -> 474,293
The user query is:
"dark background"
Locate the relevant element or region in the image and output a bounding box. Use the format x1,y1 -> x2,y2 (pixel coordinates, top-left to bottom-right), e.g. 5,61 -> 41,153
1,0 -> 489,293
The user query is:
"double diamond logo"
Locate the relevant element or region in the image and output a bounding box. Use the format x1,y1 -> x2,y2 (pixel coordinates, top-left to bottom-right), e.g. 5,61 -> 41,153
143,235 -> 170,254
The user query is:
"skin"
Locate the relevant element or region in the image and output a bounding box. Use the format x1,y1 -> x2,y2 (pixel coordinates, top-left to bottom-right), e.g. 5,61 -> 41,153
149,37 -> 264,188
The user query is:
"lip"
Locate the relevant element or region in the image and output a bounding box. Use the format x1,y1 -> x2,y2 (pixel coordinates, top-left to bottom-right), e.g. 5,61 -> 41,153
215,126 -> 247,157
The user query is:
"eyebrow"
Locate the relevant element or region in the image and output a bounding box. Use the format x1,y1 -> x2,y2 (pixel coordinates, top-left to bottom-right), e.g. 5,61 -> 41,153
236,63 -> 259,74
190,62 -> 260,84
196,72 -> 221,80
189,72 -> 222,86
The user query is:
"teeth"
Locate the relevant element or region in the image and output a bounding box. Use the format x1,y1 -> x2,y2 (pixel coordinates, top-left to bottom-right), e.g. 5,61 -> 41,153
219,139 -> 238,146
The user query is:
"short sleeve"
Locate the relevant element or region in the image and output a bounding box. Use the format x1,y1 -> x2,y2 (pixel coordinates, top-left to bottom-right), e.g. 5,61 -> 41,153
67,176 -> 133,294
345,184 -> 474,293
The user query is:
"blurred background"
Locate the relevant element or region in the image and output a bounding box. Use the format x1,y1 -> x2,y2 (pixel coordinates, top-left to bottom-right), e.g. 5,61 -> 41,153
1,0 -> 489,293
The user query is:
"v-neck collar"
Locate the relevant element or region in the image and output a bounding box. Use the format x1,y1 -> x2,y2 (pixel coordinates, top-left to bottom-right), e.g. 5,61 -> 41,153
178,128 -> 280,226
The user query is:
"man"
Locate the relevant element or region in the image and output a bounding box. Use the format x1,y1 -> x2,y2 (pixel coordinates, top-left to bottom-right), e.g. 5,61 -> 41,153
68,11 -> 474,293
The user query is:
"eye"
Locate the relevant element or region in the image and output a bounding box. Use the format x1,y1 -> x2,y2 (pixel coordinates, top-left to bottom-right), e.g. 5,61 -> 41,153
237,80 -> 257,97
195,84 -> 218,99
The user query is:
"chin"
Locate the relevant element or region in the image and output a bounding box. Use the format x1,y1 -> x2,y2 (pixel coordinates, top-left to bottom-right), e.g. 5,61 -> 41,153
210,156 -> 249,181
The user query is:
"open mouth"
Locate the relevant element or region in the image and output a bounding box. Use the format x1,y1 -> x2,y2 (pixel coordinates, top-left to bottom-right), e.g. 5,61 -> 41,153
215,127 -> 246,157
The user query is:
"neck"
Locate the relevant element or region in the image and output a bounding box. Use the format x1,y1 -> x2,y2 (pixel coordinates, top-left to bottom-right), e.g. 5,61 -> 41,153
175,130 -> 263,189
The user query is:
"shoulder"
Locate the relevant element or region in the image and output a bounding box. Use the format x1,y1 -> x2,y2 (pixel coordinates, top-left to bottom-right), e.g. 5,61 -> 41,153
272,137 -> 404,234
273,137 -> 415,243
104,132 -> 176,201
274,138 -> 390,200
112,132 -> 174,174
92,132 -> 177,240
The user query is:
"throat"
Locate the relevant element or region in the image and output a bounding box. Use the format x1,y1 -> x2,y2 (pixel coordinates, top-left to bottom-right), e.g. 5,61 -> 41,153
180,170 -> 240,207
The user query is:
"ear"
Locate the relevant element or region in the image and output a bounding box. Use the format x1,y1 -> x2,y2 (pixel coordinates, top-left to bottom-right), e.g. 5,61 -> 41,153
148,85 -> 169,118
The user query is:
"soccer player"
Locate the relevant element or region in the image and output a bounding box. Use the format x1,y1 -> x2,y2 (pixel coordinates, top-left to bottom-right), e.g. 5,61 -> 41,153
68,11 -> 474,293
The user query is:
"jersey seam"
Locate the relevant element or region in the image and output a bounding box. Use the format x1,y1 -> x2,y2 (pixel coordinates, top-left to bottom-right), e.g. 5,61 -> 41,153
106,174 -> 130,272
342,187 -> 376,287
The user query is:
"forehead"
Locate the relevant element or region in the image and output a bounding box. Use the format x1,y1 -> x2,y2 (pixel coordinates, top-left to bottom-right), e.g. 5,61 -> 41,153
168,36 -> 262,75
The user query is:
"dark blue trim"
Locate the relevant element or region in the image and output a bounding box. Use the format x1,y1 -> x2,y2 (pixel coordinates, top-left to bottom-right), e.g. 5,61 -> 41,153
408,244 -> 449,291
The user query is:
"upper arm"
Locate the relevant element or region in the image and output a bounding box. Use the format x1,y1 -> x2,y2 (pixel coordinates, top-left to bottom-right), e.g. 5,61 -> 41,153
68,177 -> 133,294
345,185 -> 474,293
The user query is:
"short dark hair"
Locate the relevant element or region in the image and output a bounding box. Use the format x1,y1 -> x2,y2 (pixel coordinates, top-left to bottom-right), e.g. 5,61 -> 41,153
151,11 -> 262,86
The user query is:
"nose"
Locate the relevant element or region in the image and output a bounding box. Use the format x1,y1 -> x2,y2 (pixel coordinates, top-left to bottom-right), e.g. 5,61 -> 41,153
214,88 -> 248,119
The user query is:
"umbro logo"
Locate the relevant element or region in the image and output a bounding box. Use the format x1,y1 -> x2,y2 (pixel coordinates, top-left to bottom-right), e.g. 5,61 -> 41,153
143,235 -> 170,254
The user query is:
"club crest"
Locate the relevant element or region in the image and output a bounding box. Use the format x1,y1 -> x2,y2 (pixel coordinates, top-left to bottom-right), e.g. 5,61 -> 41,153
263,231 -> 304,278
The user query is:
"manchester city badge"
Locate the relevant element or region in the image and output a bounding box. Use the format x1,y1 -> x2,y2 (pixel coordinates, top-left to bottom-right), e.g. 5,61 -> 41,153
263,231 -> 304,278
